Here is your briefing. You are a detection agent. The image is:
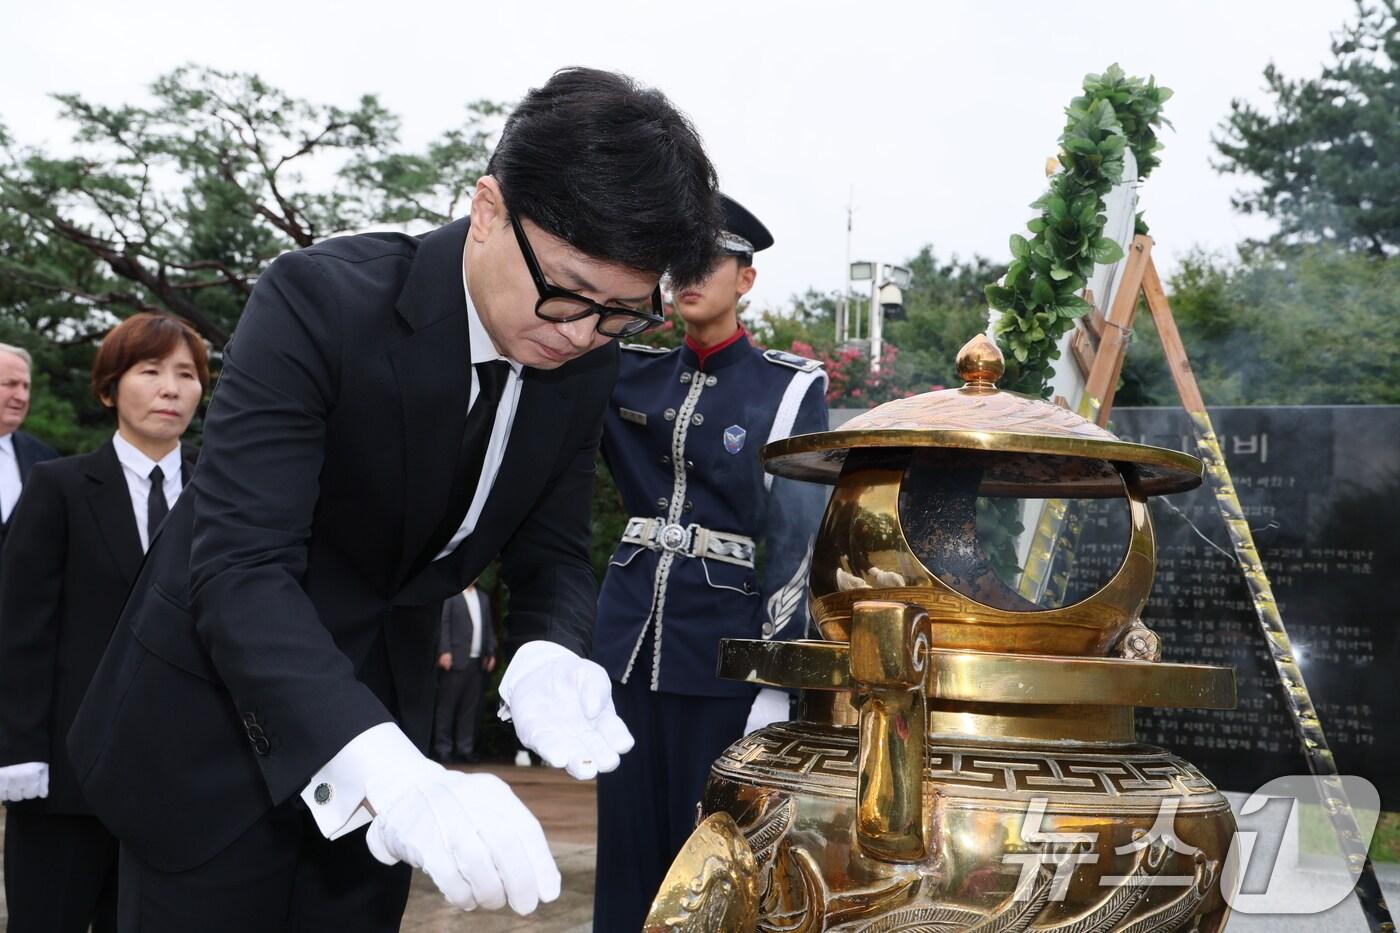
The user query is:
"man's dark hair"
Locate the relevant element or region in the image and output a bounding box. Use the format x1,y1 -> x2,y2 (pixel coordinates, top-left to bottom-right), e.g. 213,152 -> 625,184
487,67 -> 722,287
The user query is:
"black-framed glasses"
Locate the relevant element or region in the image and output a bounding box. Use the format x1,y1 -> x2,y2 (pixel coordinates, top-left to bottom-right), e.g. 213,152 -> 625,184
510,212 -> 665,338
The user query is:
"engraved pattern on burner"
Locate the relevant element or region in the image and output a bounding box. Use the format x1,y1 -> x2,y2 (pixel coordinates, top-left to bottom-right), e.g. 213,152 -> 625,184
839,389 -> 1120,440
716,726 -> 1221,806
734,801 -> 1215,933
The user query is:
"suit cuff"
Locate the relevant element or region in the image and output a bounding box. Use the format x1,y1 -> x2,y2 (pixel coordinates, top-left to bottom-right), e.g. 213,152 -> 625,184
301,722 -> 423,840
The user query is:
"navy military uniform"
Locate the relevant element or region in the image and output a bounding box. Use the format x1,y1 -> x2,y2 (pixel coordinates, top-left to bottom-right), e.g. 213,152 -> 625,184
592,196 -> 829,931
593,340 -> 829,689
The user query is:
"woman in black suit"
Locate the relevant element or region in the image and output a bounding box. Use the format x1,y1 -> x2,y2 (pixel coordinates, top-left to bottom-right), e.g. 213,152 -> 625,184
0,313 -> 208,933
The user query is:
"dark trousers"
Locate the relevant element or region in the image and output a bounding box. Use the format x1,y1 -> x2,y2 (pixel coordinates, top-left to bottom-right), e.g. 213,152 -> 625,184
433,661 -> 484,759
116,796 -> 411,932
592,673 -> 750,933
4,806 -> 118,933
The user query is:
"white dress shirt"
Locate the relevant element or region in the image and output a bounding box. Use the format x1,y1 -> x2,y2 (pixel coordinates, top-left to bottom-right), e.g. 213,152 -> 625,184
111,432 -> 184,553
464,589 -> 483,659
303,266 -> 525,839
433,272 -> 524,560
0,433 -> 22,523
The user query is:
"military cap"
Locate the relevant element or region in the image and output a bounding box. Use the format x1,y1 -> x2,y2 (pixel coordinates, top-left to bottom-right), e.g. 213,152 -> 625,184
718,194 -> 774,256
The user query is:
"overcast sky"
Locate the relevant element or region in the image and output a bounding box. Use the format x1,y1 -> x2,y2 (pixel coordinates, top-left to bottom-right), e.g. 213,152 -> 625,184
2,0 -> 1354,311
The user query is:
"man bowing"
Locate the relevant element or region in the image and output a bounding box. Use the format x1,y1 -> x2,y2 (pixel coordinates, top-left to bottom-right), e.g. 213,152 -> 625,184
68,67 -> 721,932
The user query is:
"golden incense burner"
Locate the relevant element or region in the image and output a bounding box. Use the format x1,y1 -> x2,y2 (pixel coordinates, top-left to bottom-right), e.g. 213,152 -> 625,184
646,335 -> 1238,932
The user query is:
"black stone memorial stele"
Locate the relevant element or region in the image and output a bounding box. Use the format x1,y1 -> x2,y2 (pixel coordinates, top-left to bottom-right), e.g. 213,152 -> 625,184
1070,405 -> 1399,804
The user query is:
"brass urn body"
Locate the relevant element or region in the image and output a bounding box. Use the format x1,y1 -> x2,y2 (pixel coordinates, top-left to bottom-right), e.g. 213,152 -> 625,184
646,336 -> 1239,933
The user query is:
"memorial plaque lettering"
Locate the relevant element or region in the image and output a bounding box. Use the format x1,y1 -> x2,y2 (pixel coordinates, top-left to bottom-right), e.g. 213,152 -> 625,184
1078,406 -> 1398,801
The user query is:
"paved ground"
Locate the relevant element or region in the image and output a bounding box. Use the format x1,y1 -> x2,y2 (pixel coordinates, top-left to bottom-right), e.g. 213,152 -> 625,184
401,764 -> 597,932
0,762 -> 597,932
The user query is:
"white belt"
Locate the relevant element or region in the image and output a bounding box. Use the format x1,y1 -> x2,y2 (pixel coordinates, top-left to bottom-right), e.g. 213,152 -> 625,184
621,517 -> 756,568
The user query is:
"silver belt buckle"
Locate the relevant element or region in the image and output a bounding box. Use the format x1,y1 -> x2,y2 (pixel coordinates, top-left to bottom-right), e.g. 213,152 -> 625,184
657,522 -> 691,554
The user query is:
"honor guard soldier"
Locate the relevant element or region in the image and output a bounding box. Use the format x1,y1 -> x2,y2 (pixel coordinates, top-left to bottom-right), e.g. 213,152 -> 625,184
592,195 -> 829,930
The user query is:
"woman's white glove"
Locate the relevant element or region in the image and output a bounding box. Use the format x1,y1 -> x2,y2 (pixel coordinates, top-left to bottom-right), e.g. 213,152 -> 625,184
498,640 -> 634,780
0,762 -> 48,802
744,688 -> 792,735
364,760 -> 559,914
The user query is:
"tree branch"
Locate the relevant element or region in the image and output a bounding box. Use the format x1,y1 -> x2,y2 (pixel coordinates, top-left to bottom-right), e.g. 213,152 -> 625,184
44,214 -> 231,344
6,271 -> 164,316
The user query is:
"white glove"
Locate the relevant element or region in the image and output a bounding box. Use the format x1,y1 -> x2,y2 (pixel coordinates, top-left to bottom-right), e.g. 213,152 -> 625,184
744,688 -> 791,735
0,761 -> 49,802
498,640 -> 634,780
364,757 -> 559,914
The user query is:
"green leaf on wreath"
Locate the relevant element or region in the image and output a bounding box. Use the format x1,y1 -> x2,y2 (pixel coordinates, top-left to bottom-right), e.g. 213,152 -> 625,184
1089,237 -> 1125,264
984,284 -> 1015,309
1030,277 -> 1055,307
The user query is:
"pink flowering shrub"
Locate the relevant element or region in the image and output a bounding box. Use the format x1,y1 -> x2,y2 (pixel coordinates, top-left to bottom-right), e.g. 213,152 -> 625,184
790,340 -> 912,408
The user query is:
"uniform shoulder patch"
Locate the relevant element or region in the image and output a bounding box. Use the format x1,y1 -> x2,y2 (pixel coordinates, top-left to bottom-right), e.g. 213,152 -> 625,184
620,343 -> 671,355
763,348 -> 823,372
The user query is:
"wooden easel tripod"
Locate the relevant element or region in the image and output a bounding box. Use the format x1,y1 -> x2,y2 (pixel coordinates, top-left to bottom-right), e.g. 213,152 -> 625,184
1070,234 -> 1394,932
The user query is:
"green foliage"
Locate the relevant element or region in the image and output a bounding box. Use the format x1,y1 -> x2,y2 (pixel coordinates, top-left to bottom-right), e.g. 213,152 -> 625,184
745,287 -> 840,358
977,497 -> 1026,582
0,203 -> 119,452
985,65 -> 1172,398
342,100 -> 507,227
1214,0 -> 1400,256
748,250 -> 1002,408
0,67 -> 504,451
886,247 -> 1005,393
1119,244 -> 1400,406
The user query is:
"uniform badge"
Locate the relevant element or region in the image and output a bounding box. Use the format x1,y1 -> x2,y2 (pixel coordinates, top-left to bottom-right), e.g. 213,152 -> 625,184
619,407 -> 647,426
723,424 -> 747,454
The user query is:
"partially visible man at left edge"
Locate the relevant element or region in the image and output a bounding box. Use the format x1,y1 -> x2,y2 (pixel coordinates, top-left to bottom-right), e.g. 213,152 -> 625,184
0,343 -> 58,564
66,67 -> 722,932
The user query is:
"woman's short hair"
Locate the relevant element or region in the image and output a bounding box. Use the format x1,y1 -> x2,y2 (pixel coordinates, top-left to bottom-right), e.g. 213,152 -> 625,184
91,313 -> 211,406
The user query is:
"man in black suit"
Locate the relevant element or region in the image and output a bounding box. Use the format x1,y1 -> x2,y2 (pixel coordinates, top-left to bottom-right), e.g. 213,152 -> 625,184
67,67 -> 721,931
434,582 -> 497,763
0,343 -> 58,560
0,314 -> 207,933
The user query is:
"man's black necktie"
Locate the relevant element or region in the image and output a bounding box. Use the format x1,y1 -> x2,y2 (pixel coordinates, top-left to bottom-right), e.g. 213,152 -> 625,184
147,464 -> 169,544
456,361 -> 511,508
420,360 -> 512,565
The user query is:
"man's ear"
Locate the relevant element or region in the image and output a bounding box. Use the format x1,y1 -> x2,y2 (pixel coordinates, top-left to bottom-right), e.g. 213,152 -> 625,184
736,265 -> 758,298
469,176 -> 506,243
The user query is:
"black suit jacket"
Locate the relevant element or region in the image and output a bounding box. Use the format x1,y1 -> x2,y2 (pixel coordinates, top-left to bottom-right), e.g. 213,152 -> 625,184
0,430 -> 60,559
68,219 -> 617,871
0,440 -> 194,813
438,591 -> 496,671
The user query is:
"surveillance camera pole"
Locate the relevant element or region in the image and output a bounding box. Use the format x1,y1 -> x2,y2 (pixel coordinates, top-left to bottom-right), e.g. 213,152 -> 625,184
870,267 -> 885,373
839,193 -> 854,344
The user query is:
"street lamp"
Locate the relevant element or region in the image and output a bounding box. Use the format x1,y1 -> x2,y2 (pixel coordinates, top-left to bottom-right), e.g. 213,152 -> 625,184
840,261 -> 875,343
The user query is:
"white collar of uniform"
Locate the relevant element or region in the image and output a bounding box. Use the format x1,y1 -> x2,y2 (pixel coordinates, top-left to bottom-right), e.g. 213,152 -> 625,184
463,267 -> 524,376
0,433 -> 13,458
112,431 -> 182,482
